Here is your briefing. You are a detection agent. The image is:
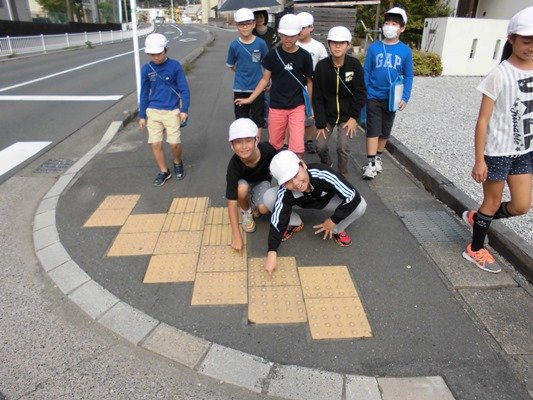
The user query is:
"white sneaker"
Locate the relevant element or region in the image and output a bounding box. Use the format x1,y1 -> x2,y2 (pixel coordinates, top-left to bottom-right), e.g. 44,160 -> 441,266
375,156 -> 383,173
241,211 -> 256,233
362,163 -> 377,180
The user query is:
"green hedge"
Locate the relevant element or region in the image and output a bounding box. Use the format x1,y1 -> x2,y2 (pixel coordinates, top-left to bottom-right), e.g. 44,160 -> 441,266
355,49 -> 443,77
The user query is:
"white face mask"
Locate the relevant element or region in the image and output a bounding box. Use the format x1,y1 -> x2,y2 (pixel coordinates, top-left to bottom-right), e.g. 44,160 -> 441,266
382,25 -> 399,39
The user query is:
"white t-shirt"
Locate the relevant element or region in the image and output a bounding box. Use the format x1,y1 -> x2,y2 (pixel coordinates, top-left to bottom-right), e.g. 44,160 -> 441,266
477,60 -> 533,156
297,38 -> 328,69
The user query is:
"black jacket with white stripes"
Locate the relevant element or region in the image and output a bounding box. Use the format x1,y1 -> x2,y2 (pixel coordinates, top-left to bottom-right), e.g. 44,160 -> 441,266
268,164 -> 362,252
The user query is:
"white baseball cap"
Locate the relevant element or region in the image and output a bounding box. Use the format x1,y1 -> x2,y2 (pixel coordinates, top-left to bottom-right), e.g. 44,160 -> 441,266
297,12 -> 313,28
278,14 -> 302,36
327,26 -> 352,43
508,7 -> 533,36
385,7 -> 407,24
234,8 -> 254,23
270,150 -> 300,185
145,33 -> 168,54
228,118 -> 258,142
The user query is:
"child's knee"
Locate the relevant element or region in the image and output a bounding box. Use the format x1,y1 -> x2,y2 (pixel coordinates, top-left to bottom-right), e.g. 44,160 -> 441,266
510,202 -> 531,216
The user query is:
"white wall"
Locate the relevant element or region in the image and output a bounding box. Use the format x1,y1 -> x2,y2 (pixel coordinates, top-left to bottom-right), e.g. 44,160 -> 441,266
475,0 -> 531,19
421,17 -> 508,76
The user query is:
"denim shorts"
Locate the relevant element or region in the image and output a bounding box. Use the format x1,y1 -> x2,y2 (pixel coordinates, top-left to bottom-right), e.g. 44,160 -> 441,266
486,152 -> 533,181
366,99 -> 396,139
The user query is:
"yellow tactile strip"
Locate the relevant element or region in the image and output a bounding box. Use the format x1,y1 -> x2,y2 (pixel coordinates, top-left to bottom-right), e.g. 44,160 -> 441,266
163,212 -> 206,232
98,194 -> 140,209
107,232 -> 160,256
120,214 -> 167,233
248,257 -> 299,286
168,197 -> 209,214
299,266 -> 372,340
191,271 -> 248,305
84,194 -> 140,227
153,231 -> 202,255
206,207 -> 230,225
248,286 -> 307,324
202,224 -> 235,246
143,253 -> 199,283
197,246 -> 247,272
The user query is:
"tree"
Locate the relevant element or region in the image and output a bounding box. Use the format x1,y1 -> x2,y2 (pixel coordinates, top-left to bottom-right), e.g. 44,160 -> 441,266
356,0 -> 452,48
37,0 -> 66,13
98,0 -> 115,23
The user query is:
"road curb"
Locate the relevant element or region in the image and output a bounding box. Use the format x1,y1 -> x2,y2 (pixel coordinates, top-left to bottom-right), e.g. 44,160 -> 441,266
387,136 -> 533,283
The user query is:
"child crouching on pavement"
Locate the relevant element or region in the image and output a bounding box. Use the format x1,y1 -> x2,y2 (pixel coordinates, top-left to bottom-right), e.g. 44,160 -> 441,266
226,118 -> 277,253
263,150 -> 367,276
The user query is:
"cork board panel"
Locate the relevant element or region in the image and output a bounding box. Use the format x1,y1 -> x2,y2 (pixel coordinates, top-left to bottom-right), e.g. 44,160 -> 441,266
162,212 -> 206,232
191,271 -> 247,305
143,253 -> 198,283
153,231 -> 202,255
206,207 -> 230,225
196,246 -> 247,272
299,266 -> 358,298
120,213 -> 167,233
97,194 -> 140,210
248,257 -> 299,287
305,297 -> 372,340
202,224 -> 238,246
248,286 -> 307,324
107,232 -> 159,256
168,197 -> 209,214
84,208 -> 132,227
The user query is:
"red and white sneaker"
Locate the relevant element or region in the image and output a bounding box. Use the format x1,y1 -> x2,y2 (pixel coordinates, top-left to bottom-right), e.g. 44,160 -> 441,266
333,231 -> 352,247
462,210 -> 476,226
281,223 -> 304,241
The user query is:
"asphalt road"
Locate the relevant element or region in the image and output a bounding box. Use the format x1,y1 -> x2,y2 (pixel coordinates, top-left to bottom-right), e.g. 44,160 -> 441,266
0,23 -> 207,183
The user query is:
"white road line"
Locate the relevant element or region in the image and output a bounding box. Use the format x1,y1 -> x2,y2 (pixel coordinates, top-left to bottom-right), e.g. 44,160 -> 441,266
0,141 -> 52,176
0,95 -> 123,101
0,50 -> 134,93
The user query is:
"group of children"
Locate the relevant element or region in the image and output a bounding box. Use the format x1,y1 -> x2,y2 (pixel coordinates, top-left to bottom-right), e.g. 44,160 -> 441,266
137,6 -> 533,276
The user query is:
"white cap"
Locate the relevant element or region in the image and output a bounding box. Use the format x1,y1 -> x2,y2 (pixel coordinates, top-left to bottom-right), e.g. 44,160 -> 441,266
145,33 -> 168,54
385,7 -> 407,24
270,151 -> 300,185
508,7 -> 533,36
278,14 -> 302,36
327,26 -> 352,43
228,118 -> 258,141
297,12 -> 313,28
234,8 -> 254,23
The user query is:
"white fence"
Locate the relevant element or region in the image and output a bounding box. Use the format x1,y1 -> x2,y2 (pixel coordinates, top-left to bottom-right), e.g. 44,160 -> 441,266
0,25 -> 154,58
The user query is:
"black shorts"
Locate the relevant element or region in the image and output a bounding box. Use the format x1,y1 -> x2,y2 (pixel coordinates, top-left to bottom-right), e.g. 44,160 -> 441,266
366,99 -> 396,139
234,92 -> 265,128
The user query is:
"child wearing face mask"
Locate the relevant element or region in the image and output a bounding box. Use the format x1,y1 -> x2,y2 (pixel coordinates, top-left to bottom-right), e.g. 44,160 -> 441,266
362,7 -> 414,180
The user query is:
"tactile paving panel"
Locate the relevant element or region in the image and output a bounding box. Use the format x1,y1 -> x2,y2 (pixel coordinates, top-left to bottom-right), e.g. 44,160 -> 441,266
197,246 -> 247,272
305,297 -> 372,339
98,194 -> 140,210
153,231 -> 202,255
162,212 -> 206,232
202,224 -> 237,246
168,197 -> 209,214
107,232 -> 160,256
206,207 -> 230,225
248,286 -> 307,324
191,271 -> 247,305
84,208 -> 133,227
120,214 -> 167,233
298,266 -> 358,298
143,253 -> 198,283
398,211 -> 469,243
248,257 -> 300,286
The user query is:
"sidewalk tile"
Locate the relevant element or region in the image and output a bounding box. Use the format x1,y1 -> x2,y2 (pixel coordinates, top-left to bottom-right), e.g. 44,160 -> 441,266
48,259 -> 91,294
84,208 -> 132,227
191,271 -> 247,305
206,207 -> 230,225
248,257 -> 299,286
143,253 -> 198,283
248,286 -> 307,324
197,246 -> 247,272
163,212 -> 206,231
98,194 -> 140,209
68,280 -> 119,319
299,266 -> 358,298
378,376 -> 456,400
346,375 -> 381,400
202,224 -> 233,246
120,213 -> 166,233
153,231 -> 202,254
107,232 -> 159,256
168,196 -> 209,213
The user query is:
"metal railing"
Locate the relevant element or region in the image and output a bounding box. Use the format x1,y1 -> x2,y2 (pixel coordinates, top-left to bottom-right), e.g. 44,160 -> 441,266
0,24 -> 154,58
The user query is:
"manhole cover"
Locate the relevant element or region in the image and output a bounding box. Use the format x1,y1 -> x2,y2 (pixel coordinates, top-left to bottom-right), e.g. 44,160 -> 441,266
34,159 -> 74,173
398,211 -> 469,243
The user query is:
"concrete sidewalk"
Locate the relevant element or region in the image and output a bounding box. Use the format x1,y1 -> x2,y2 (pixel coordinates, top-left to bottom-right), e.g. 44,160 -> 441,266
24,26 -> 533,400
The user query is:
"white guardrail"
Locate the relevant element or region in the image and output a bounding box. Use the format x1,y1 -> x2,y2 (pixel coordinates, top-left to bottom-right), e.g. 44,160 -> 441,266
0,24 -> 154,58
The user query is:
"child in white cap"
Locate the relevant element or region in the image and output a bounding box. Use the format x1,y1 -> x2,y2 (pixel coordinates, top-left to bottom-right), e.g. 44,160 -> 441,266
262,150 -> 367,276
461,6 -> 533,273
139,33 -> 191,186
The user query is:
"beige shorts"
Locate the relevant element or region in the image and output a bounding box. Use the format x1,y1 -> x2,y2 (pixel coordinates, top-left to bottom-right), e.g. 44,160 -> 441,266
146,108 -> 182,144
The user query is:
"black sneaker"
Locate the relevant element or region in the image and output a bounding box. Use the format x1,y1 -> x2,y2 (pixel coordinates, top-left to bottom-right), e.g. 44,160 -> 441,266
305,140 -> 316,154
153,170 -> 171,187
174,163 -> 184,180
281,223 -> 304,241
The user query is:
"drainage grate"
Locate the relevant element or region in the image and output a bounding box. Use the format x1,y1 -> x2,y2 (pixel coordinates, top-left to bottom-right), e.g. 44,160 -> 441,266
34,159 -> 74,173
398,211 -> 469,243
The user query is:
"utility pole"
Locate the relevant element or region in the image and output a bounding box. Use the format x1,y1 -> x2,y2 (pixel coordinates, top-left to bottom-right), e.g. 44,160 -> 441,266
373,2 -> 380,41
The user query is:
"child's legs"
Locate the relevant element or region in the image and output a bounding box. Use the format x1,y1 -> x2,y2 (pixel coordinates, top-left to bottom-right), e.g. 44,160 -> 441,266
234,92 -> 253,120
268,108 -> 289,150
287,105 -> 306,155
263,187 -> 302,226
365,100 -> 382,155
479,180 -> 506,215
507,173 -> 532,215
336,124 -> 351,174
237,179 -> 251,211
163,109 -> 183,164
248,92 -> 265,141
146,108 -> 167,171
304,117 -> 315,142
316,123 -> 333,165
250,180 -> 271,214
323,194 -> 367,234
